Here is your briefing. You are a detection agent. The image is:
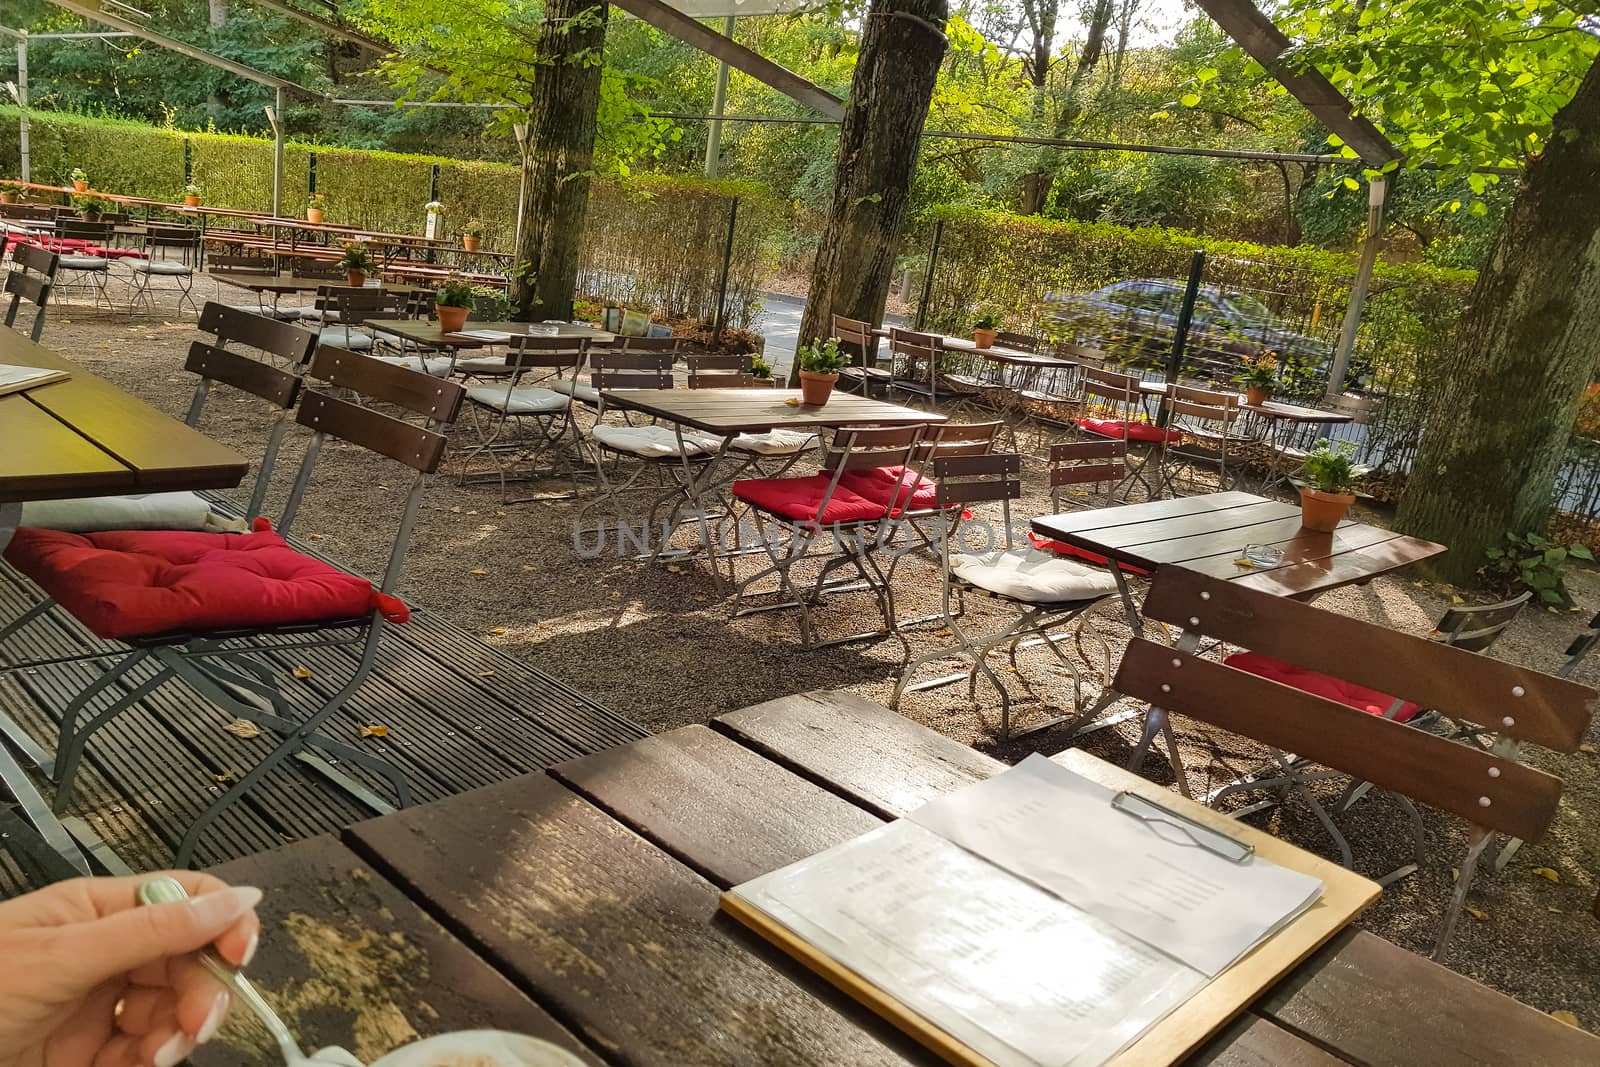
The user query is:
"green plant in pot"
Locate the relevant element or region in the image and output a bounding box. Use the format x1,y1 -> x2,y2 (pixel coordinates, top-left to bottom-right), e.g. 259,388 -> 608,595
183,182 -> 202,207
69,167 -> 88,193
435,274 -> 474,334
797,337 -> 848,405
972,312 -> 999,350
750,354 -> 774,383
0,180 -> 21,204
462,219 -> 485,252
1236,352 -> 1277,406
306,192 -> 327,224
338,241 -> 376,287
1298,438 -> 1358,532
71,194 -> 109,221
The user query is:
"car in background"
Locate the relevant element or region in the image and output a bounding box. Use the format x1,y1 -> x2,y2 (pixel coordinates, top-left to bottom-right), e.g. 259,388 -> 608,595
1039,279 -> 1334,381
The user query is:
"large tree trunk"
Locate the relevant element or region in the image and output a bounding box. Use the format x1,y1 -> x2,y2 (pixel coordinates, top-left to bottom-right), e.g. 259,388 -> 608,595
792,0 -> 948,378
509,0 -> 608,322
1394,54 -> 1600,584
1019,0 -> 1115,215
1017,0 -> 1058,216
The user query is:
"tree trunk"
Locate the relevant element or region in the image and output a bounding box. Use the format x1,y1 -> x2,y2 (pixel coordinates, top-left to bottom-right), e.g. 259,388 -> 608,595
509,0 -> 608,322
1394,54 -> 1600,584
1019,0 -> 1115,215
792,0 -> 948,379
1017,0 -> 1058,216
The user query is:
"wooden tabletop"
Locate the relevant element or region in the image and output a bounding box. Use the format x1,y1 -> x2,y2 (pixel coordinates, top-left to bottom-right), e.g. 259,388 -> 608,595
1242,398 -> 1356,424
213,689 -> 1600,1067
1031,491 -> 1444,598
600,387 -> 945,435
207,273 -> 424,296
0,331 -> 247,504
368,319 -> 613,349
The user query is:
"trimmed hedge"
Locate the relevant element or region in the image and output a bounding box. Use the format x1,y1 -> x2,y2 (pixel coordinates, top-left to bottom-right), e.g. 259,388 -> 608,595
0,109 -> 782,328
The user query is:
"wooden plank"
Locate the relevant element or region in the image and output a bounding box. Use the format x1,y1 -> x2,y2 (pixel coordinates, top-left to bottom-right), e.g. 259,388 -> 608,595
550,724 -> 881,887
1031,492 -> 1265,538
1079,501 -> 1305,551
711,690 -> 1004,819
197,835 -> 601,1067
1179,522 -> 1396,579
345,774 -> 920,1067
602,388 -> 943,434
0,398 -> 132,503
1257,929 -> 1600,1067
1183,1012 -> 1344,1066
1120,515 -> 1353,566
1232,533 -> 1444,598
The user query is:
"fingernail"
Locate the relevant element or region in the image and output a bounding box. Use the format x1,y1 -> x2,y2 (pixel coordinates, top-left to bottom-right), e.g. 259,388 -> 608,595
197,991 -> 229,1043
188,886 -> 263,927
240,929 -> 259,968
154,1032 -> 195,1067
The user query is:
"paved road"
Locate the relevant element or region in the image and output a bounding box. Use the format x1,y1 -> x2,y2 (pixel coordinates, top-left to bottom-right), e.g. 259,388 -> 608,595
753,291 -> 904,379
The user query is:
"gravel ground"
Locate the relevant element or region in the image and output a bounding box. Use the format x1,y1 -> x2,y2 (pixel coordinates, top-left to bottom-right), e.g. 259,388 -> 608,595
26,276 -> 1600,1030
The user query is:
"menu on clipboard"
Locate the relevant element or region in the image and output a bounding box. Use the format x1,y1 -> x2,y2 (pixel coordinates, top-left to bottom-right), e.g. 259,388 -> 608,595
721,755 -> 1326,1067
448,329 -> 516,341
0,364 -> 70,397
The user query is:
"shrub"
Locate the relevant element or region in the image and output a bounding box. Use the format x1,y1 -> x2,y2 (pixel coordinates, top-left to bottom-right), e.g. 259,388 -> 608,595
1482,533 -> 1594,607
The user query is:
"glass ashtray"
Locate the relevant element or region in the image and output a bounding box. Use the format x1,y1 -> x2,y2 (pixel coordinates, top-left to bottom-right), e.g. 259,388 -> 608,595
1242,543 -> 1285,566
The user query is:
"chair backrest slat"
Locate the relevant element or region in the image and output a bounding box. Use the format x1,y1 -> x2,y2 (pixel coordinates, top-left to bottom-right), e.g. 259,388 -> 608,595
210,253 -> 275,274
185,342 -> 303,408
1114,638 -> 1565,843
12,243 -> 59,276
687,352 -> 753,389
308,347 -> 466,423
1168,397 -> 1239,421
618,336 -> 682,357
295,390 -> 451,473
933,453 -> 1022,506
995,330 -> 1042,353
1140,568 -> 1594,750
56,221 -> 113,243
4,271 -> 49,306
1435,592 -> 1531,652
198,302 -> 318,364
292,257 -> 346,279
819,425 -> 924,473
504,334 -> 588,371
592,349 -> 672,390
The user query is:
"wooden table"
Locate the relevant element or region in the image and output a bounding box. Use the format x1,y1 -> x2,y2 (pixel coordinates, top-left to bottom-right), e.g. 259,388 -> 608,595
600,386 -> 941,435
0,330 -> 247,872
1239,399 -> 1357,493
207,272 -> 425,296
368,318 -> 614,351
194,690 -> 1599,1067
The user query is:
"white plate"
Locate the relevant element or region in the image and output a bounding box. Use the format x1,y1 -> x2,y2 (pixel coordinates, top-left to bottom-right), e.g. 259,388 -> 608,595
365,1031 -> 588,1067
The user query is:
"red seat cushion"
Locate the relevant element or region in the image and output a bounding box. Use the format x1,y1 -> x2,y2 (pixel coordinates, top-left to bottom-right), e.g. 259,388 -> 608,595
732,475 -> 887,525
1224,651 -> 1421,721
1076,417 -> 1181,444
838,465 -> 941,513
1026,533 -> 1152,576
3,524 -> 396,640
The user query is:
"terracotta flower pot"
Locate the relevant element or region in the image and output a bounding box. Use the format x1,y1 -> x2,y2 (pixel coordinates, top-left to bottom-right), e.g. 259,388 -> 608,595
798,370 -> 839,406
1245,385 -> 1270,406
184,195 -> 201,207
307,208 -> 324,224
0,192 -> 16,204
346,269 -> 367,288
79,212 -> 101,222
463,236 -> 481,251
72,180 -> 89,193
1299,486 -> 1355,532
973,328 -> 997,350
437,304 -> 470,333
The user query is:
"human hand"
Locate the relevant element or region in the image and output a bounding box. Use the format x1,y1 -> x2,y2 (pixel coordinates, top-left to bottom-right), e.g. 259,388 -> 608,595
0,872 -> 262,1067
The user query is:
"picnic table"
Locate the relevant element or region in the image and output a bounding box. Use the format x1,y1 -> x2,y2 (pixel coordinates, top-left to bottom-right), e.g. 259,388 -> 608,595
367,318 -> 614,351
0,329 -> 247,874
191,690 -> 1598,1067
206,272 -> 427,296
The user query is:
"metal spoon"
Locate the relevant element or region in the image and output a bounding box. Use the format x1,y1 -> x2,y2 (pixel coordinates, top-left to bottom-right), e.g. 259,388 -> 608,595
137,876 -> 315,1067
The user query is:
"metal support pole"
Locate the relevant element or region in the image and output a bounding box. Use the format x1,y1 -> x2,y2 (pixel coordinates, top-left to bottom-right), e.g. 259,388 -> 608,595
914,219 -> 945,332
267,90 -> 285,218
512,121 -> 530,279
182,136 -> 192,185
1329,175 -> 1387,393
703,15 -> 735,179
429,162 -> 440,202
16,32 -> 29,182
1159,250 -> 1207,427
712,196 -> 739,345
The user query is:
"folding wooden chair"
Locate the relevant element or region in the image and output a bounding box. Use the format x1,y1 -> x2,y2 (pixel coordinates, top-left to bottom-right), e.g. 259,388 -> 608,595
684,352 -> 817,474
892,453 -> 1120,738
1114,567 -> 1593,960
887,328 -> 982,412
5,349 -> 466,866
456,334 -> 588,502
686,352 -> 754,389
3,243 -> 57,342
833,313 -> 890,395
126,224 -> 202,317
1154,384 -> 1243,498
49,220 -> 114,310
210,252 -> 302,320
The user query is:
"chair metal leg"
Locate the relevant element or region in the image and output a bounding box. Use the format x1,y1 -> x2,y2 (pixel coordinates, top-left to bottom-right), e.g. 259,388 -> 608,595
53,659 -> 171,813
1433,825 -> 1493,962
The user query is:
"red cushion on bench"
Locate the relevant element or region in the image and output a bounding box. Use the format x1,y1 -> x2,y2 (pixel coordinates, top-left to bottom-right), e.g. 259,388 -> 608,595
733,475 -> 887,525
4,526 -> 387,640
838,465 -> 941,512
1223,651 -> 1422,721
1076,417 -> 1180,444
1026,533 -> 1152,576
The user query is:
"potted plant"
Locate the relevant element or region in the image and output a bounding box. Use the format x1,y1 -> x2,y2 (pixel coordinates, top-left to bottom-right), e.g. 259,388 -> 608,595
435,273 -> 474,333
1298,439 -> 1358,532
339,241 -> 376,287
71,194 -> 109,222
0,180 -> 20,204
70,167 -> 89,193
972,313 -> 999,350
306,192 -> 327,224
462,219 -> 485,252
1236,352 -> 1277,406
751,354 -> 775,386
183,182 -> 202,208
796,337 -> 847,406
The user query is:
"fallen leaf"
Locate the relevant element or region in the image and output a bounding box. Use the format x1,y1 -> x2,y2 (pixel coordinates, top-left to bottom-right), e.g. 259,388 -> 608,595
488,626 -> 508,636
522,564 -> 538,572
1451,594 -> 1465,605
609,591 -> 622,601
1551,1011 -> 1580,1028
692,595 -> 708,603
469,568 -> 488,576
224,719 -> 262,739
666,564 -> 683,574
213,771 -> 237,784
1232,557 -> 1256,569
307,533 -> 324,541
1465,906 -> 1489,921
1531,866 -> 1562,883
360,723 -> 389,738
476,670 -> 496,678
291,666 -> 312,679
1451,867 -> 1460,882
784,397 -> 800,407
1580,743 -> 1596,754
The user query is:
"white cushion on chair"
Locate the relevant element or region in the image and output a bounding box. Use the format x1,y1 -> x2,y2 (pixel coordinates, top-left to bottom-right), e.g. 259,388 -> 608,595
369,353 -> 454,377
730,429 -> 818,456
20,492 -> 213,532
452,355 -> 515,376
549,380 -> 601,404
466,386 -> 570,415
951,547 -> 1119,604
131,260 -> 192,276
590,424 -> 722,458
296,307 -> 337,323
57,255 -> 109,270
318,326 -> 375,351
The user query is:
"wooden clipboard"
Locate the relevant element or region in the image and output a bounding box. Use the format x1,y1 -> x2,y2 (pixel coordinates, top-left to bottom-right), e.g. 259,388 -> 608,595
0,365 -> 70,397
720,750 -> 1379,1067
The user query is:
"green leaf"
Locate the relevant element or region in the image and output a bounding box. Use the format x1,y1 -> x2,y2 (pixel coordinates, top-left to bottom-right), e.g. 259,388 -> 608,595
1342,177 -> 1360,191
1540,589 -> 1566,605
1196,67 -> 1218,83
1179,93 -> 1201,108
1545,547 -> 1567,564
1569,544 -> 1593,560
